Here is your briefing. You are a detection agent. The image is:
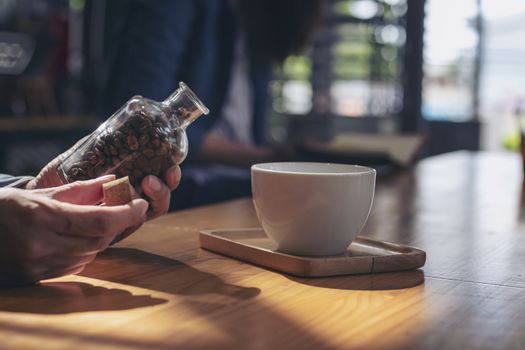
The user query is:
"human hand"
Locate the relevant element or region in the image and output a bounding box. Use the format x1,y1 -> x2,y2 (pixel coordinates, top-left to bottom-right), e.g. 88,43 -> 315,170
140,165 -> 181,220
110,165 -> 181,243
0,176 -> 148,286
27,141 -> 181,218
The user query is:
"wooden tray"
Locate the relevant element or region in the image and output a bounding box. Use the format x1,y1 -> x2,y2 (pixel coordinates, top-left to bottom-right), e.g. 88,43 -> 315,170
199,228 -> 426,277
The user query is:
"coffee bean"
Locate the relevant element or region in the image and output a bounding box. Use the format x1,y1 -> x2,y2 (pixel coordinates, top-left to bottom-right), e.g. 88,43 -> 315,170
158,143 -> 169,156
96,158 -> 106,167
151,138 -> 161,148
131,169 -> 142,179
136,155 -> 149,168
151,158 -> 162,174
127,135 -> 139,151
94,166 -> 105,177
139,122 -> 152,133
143,148 -> 155,158
139,134 -> 150,146
109,145 -> 118,156
122,161 -> 133,171
95,140 -> 104,151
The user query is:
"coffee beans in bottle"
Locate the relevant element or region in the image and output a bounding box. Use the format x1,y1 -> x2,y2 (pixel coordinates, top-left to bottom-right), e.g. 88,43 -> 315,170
57,82 -> 209,188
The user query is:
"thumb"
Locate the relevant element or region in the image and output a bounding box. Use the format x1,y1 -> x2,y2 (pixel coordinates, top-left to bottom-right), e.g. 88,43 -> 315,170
47,175 -> 117,205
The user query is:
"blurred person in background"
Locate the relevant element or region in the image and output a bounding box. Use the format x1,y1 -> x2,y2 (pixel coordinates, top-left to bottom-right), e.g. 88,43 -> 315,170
101,0 -> 324,210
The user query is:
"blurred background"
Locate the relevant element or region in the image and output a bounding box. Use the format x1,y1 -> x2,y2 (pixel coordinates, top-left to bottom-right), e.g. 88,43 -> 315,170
0,0 -> 524,176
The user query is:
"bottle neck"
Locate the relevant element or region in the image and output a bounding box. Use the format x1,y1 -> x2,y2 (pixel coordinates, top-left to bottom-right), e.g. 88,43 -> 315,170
163,82 -> 209,129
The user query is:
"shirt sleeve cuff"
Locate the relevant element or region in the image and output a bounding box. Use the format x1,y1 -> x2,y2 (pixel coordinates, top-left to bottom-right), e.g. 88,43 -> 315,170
4,176 -> 35,189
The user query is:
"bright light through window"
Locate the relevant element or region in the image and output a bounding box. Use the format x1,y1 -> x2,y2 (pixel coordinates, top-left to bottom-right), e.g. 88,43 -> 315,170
479,0 -> 525,150
423,0 -> 478,121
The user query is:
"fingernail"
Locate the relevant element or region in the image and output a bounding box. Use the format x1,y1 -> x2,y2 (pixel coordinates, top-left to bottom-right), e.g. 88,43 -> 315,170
95,174 -> 116,182
147,176 -> 162,192
132,199 -> 149,216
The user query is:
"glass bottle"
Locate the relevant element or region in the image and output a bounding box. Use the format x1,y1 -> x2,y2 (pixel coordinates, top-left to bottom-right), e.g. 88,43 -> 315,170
57,82 -> 209,187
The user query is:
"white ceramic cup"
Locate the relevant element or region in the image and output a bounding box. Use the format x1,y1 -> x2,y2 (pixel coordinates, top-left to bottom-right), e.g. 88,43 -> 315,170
251,162 -> 376,256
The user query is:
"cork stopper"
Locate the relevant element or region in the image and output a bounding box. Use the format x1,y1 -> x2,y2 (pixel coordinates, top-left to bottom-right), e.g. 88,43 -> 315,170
103,176 -> 132,206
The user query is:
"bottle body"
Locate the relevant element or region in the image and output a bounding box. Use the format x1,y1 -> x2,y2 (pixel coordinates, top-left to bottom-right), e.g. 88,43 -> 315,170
58,82 -> 208,187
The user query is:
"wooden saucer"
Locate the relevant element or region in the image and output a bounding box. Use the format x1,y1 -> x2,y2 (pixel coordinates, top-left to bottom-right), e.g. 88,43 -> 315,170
199,228 -> 426,277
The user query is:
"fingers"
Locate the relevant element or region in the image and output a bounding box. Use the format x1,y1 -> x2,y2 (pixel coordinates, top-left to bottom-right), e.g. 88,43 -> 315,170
34,175 -> 116,204
53,232 -> 116,256
164,166 -> 181,191
141,175 -> 171,219
43,253 -> 97,272
130,167 -> 180,220
11,230 -> 113,262
8,253 -> 97,285
38,265 -> 86,282
52,198 -> 149,238
110,223 -> 143,245
47,175 -> 117,205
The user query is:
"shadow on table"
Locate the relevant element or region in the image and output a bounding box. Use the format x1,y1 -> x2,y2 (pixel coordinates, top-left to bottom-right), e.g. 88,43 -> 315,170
288,269 -> 425,291
80,248 -> 261,302
0,248 -> 424,349
74,248 -> 341,349
0,281 -> 166,314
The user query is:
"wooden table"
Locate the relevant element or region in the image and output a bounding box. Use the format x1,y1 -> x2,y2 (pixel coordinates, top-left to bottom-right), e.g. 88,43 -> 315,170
1,151 -> 524,350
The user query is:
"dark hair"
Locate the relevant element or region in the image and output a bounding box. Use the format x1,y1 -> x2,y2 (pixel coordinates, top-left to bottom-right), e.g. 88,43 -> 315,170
237,0 -> 324,64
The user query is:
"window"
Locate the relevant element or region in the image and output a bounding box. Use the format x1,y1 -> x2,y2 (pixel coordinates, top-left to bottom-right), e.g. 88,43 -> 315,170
270,0 -> 410,139
479,0 -> 525,150
422,0 -> 481,122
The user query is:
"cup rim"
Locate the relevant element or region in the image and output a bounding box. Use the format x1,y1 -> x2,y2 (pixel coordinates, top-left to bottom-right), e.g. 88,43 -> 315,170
251,162 -> 376,176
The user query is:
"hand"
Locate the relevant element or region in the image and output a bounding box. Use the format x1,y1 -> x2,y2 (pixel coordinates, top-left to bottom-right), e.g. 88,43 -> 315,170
27,142 -> 181,219
110,166 -> 181,243
141,166 -> 181,220
0,177 -> 148,286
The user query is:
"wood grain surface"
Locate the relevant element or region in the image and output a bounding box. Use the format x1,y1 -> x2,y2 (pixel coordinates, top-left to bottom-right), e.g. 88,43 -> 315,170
0,151 -> 523,350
